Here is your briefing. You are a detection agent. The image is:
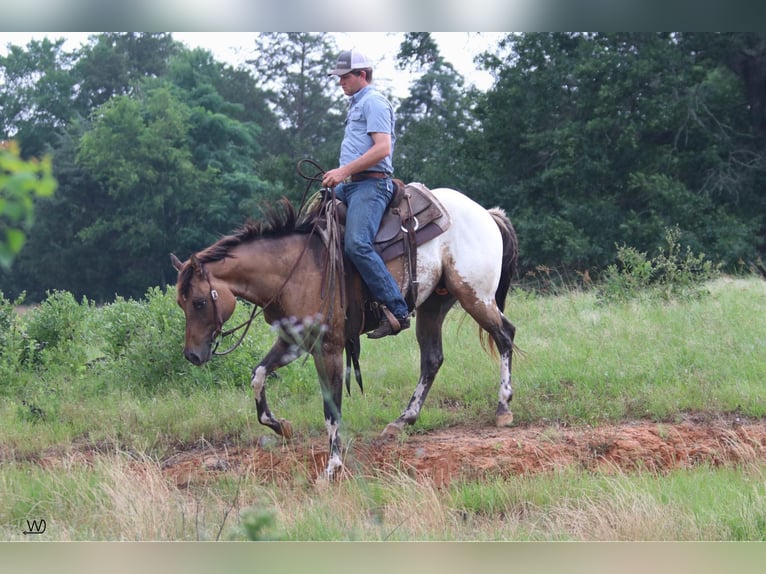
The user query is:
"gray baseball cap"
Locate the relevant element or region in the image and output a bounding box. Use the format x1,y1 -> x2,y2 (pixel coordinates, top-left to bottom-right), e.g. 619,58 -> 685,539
328,49 -> 373,76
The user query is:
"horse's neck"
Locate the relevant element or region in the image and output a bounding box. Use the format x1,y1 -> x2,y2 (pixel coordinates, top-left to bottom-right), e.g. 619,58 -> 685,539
215,235 -> 315,306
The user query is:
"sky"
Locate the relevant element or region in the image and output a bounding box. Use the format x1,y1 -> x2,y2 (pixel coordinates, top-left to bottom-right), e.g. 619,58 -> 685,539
0,32 -> 505,98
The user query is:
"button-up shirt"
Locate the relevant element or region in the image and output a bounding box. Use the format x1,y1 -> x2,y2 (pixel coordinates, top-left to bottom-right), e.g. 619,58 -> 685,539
339,86 -> 396,174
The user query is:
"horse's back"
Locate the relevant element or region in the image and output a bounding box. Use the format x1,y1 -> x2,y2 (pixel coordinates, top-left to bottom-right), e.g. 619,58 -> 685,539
417,187 -> 504,304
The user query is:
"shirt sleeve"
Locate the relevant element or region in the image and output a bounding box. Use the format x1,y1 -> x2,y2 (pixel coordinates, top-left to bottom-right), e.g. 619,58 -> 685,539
363,93 -> 394,135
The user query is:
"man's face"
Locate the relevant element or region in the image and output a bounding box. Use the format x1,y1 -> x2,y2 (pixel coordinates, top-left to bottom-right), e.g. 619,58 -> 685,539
337,71 -> 366,96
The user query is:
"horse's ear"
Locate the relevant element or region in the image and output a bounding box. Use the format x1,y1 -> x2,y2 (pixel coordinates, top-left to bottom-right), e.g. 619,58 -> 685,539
189,253 -> 203,275
170,253 -> 184,272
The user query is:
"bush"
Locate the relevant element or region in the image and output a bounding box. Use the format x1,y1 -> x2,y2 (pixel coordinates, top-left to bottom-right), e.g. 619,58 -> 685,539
0,291 -> 34,380
22,290 -> 92,369
99,286 -> 275,392
598,226 -> 721,303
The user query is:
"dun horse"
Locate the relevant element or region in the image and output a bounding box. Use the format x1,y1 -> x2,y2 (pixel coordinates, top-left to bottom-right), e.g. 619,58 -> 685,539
171,186 -> 518,478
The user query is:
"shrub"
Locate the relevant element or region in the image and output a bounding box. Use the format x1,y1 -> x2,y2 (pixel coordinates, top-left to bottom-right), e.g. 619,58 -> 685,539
598,226 -> 721,303
0,291 -> 33,380
22,290 -> 91,369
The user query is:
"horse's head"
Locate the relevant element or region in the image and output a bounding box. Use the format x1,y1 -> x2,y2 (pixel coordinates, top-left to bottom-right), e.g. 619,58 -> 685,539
171,253 -> 237,366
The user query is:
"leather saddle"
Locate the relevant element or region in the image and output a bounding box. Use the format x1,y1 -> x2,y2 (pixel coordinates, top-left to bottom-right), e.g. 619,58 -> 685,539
373,180 -> 451,261
315,180 -> 451,261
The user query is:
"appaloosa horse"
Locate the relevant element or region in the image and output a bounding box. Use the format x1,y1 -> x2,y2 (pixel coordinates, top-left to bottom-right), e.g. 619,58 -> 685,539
171,186 -> 518,478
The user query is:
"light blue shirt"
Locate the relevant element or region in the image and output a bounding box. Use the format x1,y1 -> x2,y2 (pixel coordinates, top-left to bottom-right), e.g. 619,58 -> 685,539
340,86 -> 396,174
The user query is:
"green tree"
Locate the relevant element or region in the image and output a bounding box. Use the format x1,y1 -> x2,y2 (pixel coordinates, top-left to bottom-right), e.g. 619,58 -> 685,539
0,37 -> 77,158
0,141 -> 57,269
74,85 -> 222,297
3,35 -> 278,301
163,47 -> 275,214
72,32 -> 179,110
476,32 -> 762,272
246,32 -> 345,193
394,33 -> 480,190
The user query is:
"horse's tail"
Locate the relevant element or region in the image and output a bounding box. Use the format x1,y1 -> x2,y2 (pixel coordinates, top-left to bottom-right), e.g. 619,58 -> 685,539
488,207 -> 518,312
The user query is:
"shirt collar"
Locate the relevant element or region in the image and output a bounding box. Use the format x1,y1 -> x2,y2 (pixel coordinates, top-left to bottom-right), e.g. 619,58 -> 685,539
350,85 -> 372,105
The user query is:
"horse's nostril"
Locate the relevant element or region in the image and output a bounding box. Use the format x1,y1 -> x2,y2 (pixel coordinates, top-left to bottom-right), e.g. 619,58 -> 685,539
184,350 -> 202,365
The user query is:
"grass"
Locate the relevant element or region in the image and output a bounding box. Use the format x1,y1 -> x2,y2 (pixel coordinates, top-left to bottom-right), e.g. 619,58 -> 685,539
3,452 -> 766,541
2,275 -> 766,540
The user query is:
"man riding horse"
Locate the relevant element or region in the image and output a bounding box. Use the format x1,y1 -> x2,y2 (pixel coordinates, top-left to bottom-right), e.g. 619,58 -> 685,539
321,49 -> 411,339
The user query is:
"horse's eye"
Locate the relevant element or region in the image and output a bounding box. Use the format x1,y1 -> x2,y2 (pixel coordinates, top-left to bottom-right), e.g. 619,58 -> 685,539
192,298 -> 207,311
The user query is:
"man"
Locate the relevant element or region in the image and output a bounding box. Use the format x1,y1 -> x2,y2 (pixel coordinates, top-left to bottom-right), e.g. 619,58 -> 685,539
323,49 -> 410,339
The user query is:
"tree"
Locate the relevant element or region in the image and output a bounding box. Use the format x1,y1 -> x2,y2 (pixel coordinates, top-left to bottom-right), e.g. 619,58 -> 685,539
0,141 -> 57,269
476,32 -> 762,272
2,35 -> 281,301
72,32 -> 179,110
394,33 -> 481,191
74,86 -> 216,297
246,33 -> 345,193
0,37 -> 78,158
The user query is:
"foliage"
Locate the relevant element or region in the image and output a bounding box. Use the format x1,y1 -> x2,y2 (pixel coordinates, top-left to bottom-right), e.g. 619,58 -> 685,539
598,226 -> 721,303
0,141 -> 57,268
234,506 -> 283,541
394,33 -> 483,190
247,32 -> 344,192
0,291 -> 33,377
476,32 -> 765,272
23,290 -> 91,368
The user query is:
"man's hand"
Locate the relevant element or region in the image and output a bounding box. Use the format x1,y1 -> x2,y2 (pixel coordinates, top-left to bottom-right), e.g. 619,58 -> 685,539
322,167 -> 350,188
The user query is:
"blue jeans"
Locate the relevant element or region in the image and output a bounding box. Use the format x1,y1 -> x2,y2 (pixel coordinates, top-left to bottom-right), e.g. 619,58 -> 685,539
334,178 -> 409,319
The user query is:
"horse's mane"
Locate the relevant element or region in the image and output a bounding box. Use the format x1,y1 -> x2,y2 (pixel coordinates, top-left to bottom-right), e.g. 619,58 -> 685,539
178,197 -> 319,296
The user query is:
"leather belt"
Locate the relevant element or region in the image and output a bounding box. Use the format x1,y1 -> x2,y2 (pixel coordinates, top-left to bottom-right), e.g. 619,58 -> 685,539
350,171 -> 390,182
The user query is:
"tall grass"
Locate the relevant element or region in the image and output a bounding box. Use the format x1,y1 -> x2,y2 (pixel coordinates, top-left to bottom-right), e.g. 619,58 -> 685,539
3,452 -> 766,540
2,275 -> 766,539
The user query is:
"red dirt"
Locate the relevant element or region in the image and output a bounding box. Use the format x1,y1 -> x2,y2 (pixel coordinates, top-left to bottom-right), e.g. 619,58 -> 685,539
160,414 -> 766,487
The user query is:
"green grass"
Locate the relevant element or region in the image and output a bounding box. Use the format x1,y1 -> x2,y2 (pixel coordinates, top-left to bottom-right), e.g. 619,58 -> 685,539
5,276 -> 765,455
2,276 -> 766,540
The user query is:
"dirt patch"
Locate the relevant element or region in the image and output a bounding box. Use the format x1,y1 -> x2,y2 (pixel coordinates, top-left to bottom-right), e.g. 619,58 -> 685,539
159,414 -> 766,487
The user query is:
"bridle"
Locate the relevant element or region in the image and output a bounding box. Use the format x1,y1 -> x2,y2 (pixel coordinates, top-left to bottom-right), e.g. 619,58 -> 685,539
191,255 -> 262,356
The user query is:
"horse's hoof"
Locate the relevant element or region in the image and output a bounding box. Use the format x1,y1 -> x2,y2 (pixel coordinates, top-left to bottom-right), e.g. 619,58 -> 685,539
496,412 -> 514,427
381,422 -> 404,437
279,419 -> 293,440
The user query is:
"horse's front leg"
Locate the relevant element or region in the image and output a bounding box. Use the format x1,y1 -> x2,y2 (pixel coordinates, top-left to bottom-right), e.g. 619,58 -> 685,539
313,340 -> 345,479
251,338 -> 302,439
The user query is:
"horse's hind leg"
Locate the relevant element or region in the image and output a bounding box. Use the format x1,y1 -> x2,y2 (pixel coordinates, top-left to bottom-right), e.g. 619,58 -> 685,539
445,271 -> 516,426
382,293 -> 455,436
251,338 -> 301,439
468,301 -> 515,426
492,314 -> 516,427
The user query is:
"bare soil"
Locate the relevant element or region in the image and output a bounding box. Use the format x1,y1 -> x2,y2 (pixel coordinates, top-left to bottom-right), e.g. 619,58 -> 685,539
159,414 -> 766,487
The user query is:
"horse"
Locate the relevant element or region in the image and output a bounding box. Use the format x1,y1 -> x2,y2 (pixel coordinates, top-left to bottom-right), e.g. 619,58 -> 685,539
171,185 -> 518,479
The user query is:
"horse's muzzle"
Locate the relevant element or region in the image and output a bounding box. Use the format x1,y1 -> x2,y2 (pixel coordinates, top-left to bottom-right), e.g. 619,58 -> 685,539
184,347 -> 210,366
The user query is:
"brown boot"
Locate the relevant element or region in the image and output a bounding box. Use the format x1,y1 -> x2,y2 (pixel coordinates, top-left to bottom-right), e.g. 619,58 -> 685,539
367,314 -> 410,339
